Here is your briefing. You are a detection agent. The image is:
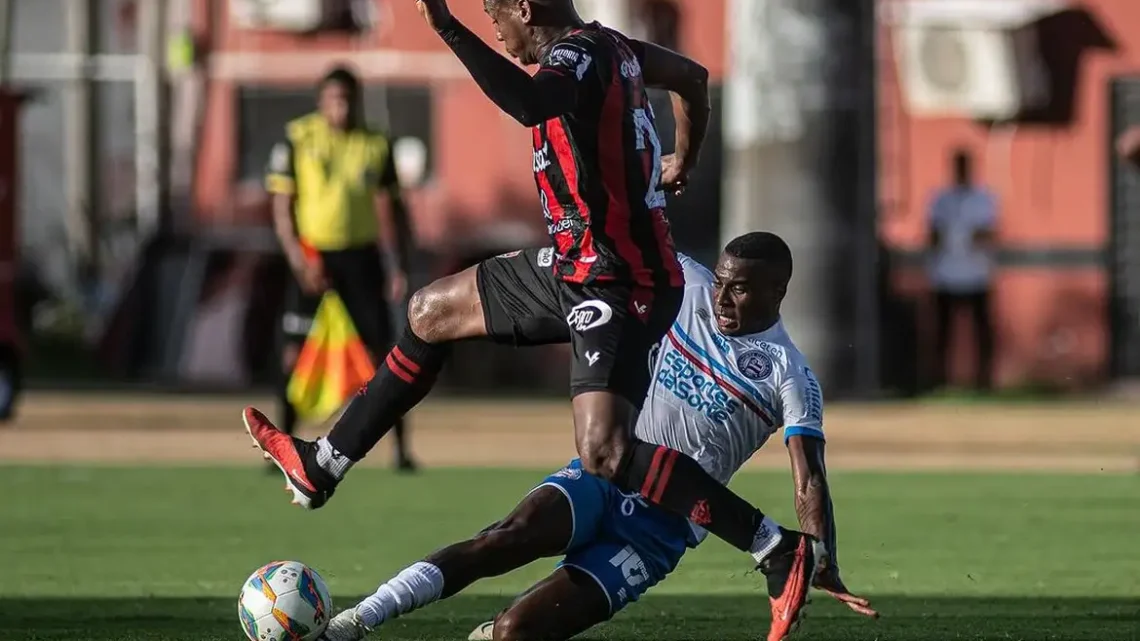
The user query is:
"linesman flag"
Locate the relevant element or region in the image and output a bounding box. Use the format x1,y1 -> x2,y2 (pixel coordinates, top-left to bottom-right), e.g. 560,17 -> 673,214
287,292 -> 375,421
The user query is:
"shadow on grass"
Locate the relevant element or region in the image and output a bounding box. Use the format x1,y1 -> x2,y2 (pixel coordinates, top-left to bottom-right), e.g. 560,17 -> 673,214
1,595 -> 1136,641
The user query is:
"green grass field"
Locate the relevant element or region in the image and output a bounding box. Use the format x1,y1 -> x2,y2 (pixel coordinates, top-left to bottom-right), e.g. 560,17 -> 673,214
2,466 -> 1138,641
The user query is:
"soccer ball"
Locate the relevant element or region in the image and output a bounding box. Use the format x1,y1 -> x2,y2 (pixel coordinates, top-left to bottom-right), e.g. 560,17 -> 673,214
238,561 -> 333,641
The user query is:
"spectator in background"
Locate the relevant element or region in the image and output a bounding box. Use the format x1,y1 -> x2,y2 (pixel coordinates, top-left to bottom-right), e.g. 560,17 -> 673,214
926,148 -> 997,392
265,65 -> 418,472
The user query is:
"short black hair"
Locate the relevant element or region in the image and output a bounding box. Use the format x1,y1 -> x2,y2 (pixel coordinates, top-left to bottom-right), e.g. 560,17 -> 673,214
724,232 -> 793,279
319,65 -> 361,97
484,0 -> 568,12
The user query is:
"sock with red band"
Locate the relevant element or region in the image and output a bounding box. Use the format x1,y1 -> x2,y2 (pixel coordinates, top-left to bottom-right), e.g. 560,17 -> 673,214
615,440 -> 785,561
321,327 -> 449,470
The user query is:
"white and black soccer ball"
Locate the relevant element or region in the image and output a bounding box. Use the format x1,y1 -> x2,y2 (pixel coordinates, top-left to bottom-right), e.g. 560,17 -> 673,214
238,561 -> 333,641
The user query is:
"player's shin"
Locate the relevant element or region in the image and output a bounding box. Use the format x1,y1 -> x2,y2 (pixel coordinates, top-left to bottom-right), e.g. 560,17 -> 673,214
318,327 -> 449,477
355,561 -> 446,629
615,440 -> 785,562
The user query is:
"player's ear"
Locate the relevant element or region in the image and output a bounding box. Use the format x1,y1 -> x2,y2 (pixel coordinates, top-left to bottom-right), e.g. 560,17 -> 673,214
518,0 -> 534,24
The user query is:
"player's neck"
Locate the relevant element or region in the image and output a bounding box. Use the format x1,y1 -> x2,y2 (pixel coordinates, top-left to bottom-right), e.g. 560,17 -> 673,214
532,10 -> 586,56
534,24 -> 578,52
742,314 -> 781,336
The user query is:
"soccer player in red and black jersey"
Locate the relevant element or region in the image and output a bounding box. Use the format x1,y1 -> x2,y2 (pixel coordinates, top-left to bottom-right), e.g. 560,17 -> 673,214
243,2 -> 821,638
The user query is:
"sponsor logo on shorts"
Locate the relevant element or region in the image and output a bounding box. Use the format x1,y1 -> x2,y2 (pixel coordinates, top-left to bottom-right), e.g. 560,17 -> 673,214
656,349 -> 739,423
566,300 -> 613,332
736,350 -> 773,381
536,247 -> 555,267
585,350 -> 601,367
551,466 -> 582,481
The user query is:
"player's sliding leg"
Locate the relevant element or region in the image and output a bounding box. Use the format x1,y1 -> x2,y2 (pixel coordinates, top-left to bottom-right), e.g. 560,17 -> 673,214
573,391 -> 822,641
468,567 -> 612,641
320,485 -> 574,641
244,266 -> 486,508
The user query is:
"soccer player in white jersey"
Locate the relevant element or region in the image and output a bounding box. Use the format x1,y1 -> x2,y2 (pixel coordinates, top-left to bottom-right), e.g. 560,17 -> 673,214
318,233 -> 877,641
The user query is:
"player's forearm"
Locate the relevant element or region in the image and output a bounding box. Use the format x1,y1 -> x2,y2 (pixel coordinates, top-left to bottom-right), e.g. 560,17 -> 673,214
793,471 -> 837,562
788,435 -> 838,563
669,88 -> 710,174
436,20 -> 567,126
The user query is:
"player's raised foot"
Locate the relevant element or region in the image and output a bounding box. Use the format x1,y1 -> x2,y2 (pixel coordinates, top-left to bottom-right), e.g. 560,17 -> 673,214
467,620 -> 494,641
242,406 -> 336,509
320,607 -> 371,641
759,529 -> 825,641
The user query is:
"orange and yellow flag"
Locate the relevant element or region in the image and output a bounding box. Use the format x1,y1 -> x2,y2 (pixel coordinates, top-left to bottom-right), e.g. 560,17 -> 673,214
287,292 -> 375,422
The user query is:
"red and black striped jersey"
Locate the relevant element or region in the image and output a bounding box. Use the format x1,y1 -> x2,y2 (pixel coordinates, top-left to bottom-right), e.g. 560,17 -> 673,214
531,24 -> 683,289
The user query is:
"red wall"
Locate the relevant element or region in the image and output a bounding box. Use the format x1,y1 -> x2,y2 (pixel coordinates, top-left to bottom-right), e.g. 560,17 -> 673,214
876,0 -> 1140,387
191,0 -> 725,249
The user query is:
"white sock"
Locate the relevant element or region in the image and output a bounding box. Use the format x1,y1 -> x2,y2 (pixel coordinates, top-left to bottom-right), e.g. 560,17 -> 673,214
315,437 -> 354,480
749,516 -> 784,564
356,561 -> 445,629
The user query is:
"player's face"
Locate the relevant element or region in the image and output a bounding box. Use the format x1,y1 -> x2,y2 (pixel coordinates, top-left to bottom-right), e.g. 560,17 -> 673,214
318,82 -> 351,129
712,255 -> 785,336
486,4 -> 539,65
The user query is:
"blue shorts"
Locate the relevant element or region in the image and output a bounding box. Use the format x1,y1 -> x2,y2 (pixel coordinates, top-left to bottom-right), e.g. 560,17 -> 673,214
535,459 -> 697,614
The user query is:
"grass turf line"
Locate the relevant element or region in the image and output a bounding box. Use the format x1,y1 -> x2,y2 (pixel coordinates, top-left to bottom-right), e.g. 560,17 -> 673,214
1,466 -> 1137,640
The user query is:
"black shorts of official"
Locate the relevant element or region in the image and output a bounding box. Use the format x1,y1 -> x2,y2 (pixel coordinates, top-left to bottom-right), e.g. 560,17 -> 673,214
476,247 -> 682,408
281,245 -> 394,358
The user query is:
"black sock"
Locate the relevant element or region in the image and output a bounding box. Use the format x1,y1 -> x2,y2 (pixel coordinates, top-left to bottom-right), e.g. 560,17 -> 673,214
614,440 -> 767,553
325,327 -> 449,461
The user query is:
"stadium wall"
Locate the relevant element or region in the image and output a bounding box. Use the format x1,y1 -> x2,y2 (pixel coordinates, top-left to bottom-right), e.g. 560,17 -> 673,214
876,0 -> 1140,389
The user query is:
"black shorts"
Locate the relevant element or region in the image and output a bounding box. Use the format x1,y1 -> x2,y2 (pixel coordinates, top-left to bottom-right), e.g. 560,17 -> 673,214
476,247 -> 682,407
281,245 -> 394,358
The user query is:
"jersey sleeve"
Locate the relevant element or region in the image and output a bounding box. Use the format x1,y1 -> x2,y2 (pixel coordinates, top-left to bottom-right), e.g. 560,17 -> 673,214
677,253 -> 714,289
265,137 -> 296,196
780,362 -> 825,443
537,36 -> 600,88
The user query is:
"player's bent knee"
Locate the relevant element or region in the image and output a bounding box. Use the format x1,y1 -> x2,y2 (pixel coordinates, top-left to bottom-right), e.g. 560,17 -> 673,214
407,285 -> 457,343
407,269 -> 483,343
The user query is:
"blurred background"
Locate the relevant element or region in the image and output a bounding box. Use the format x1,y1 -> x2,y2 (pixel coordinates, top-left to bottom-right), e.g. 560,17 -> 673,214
1,0 -> 1139,418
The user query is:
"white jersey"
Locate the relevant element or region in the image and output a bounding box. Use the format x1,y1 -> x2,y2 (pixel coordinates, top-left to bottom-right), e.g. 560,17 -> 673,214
635,254 -> 825,486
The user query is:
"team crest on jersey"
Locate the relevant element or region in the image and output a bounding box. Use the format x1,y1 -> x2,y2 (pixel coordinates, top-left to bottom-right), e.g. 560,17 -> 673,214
736,350 -> 773,381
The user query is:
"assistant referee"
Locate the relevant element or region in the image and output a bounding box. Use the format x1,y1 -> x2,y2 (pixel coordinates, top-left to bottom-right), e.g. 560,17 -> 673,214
266,65 -> 417,472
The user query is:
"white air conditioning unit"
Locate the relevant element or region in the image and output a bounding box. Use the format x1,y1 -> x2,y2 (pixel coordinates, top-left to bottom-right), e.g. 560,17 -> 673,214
230,0 -> 323,31
887,0 -> 1064,120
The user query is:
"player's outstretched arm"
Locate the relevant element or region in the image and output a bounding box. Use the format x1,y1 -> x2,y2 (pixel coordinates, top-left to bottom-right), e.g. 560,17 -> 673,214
786,435 -> 878,618
416,1 -> 577,126
633,41 -> 710,179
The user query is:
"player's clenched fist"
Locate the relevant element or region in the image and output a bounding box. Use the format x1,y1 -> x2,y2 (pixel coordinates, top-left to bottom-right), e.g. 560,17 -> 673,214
415,0 -> 453,31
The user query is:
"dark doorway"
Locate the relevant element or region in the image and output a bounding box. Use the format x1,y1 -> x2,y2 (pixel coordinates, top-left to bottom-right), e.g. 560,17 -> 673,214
1109,76 -> 1140,379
